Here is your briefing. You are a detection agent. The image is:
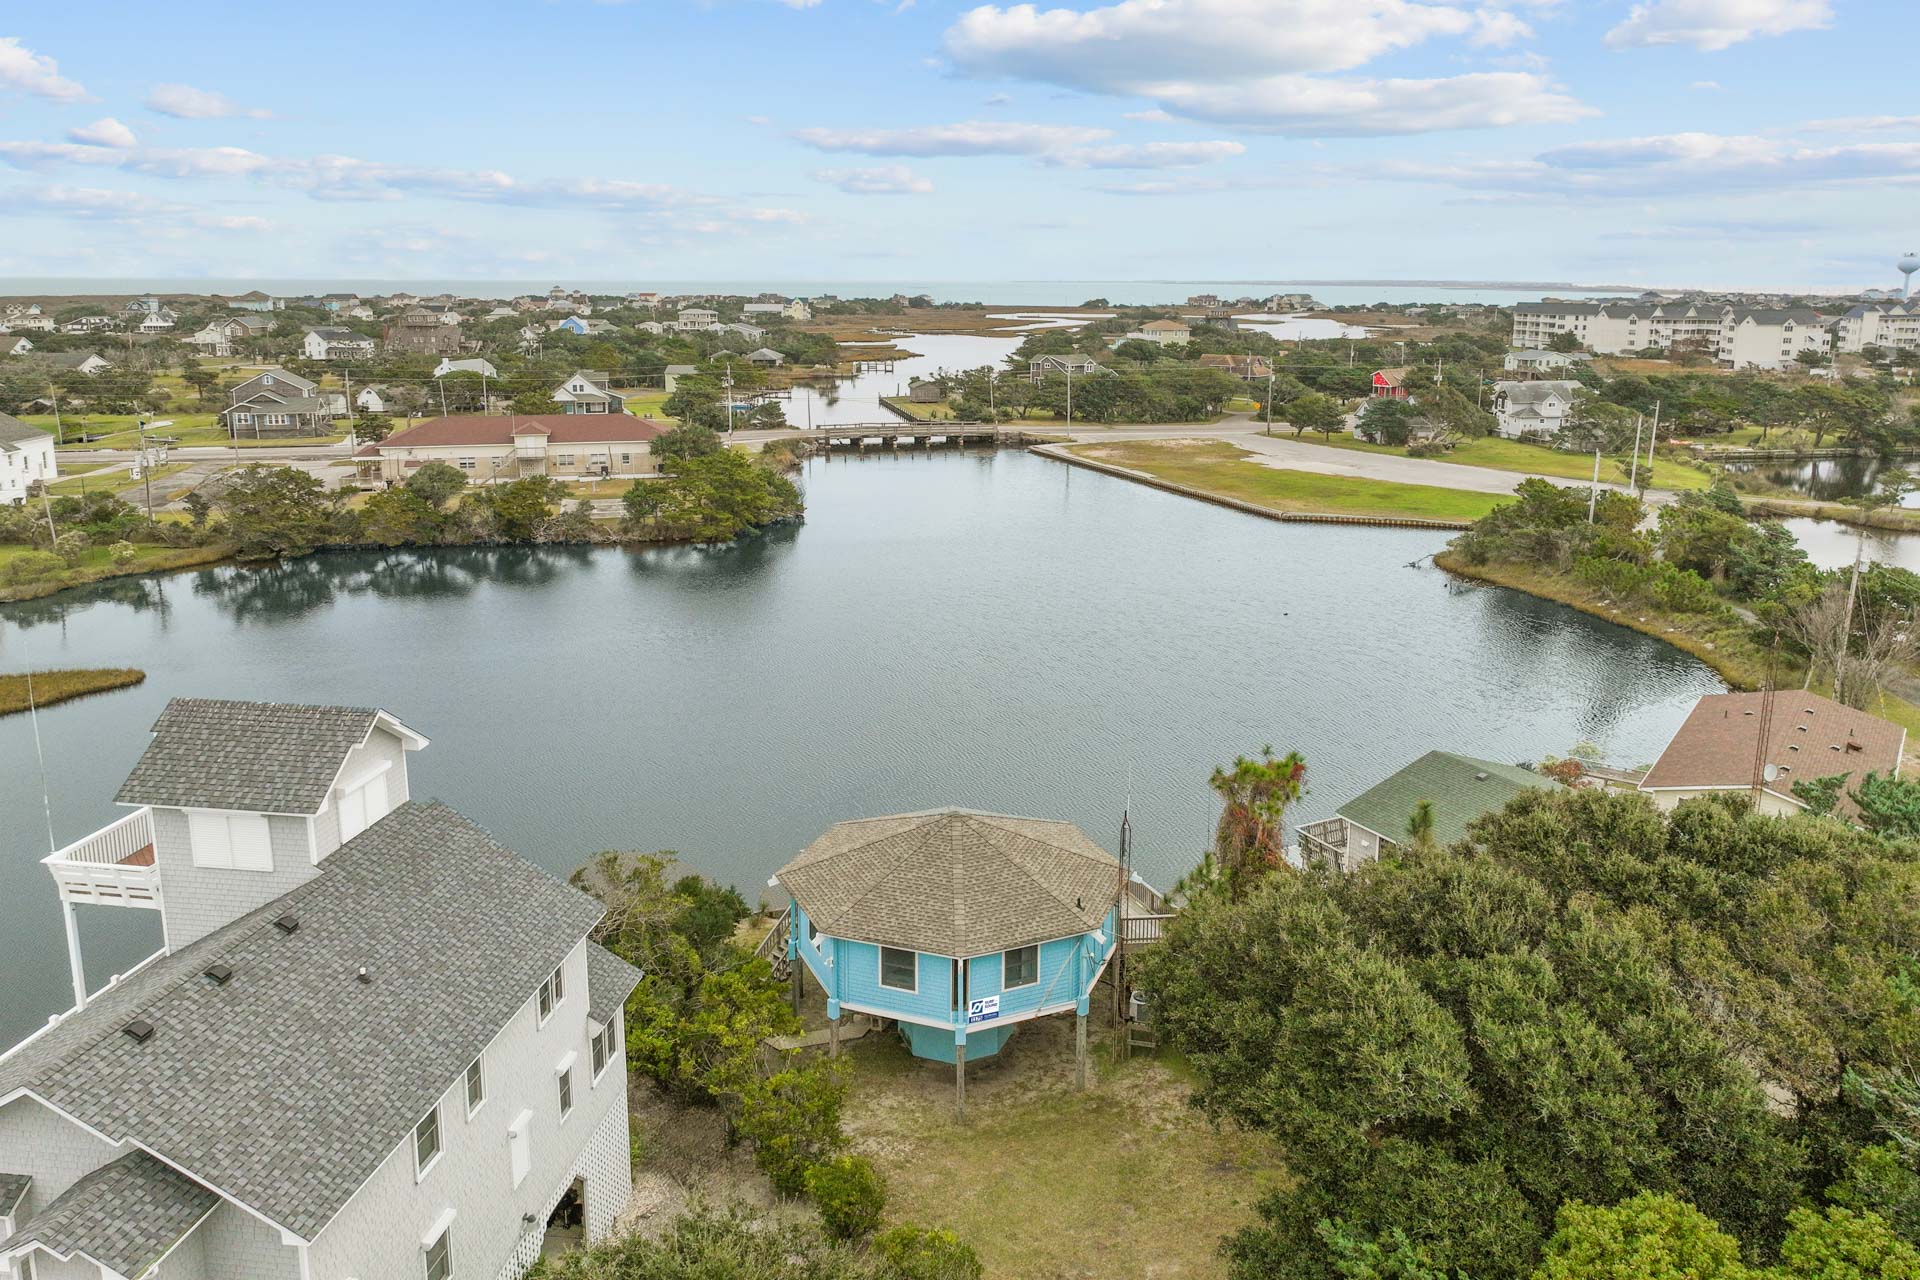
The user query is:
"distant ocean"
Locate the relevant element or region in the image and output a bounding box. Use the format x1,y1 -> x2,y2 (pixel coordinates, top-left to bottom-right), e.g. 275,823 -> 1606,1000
0,278 -> 1641,307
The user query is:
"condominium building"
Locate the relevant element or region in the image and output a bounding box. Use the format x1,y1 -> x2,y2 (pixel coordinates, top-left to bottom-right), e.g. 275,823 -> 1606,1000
1833,299 -> 1920,354
1509,300 -> 1832,371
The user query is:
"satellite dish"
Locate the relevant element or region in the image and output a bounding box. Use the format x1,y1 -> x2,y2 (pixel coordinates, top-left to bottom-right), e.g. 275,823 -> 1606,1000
1762,763 -> 1780,783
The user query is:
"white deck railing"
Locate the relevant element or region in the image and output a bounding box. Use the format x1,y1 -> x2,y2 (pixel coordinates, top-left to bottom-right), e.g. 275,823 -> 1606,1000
43,808 -> 161,908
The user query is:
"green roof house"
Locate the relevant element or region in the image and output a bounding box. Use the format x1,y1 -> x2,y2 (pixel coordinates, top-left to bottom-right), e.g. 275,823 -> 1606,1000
1298,751 -> 1561,871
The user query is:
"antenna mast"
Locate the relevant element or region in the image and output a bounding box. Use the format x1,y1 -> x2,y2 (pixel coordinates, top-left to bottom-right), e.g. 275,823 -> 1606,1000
1114,800 -> 1133,1031
1750,642 -> 1779,803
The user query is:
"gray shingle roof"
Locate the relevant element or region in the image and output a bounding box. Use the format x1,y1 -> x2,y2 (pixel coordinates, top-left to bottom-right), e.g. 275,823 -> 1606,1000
114,699 -> 389,813
0,1152 -> 215,1278
776,809 -> 1121,956
0,1173 -> 28,1218
585,943 -> 642,1026
0,412 -> 44,448
0,800 -> 603,1241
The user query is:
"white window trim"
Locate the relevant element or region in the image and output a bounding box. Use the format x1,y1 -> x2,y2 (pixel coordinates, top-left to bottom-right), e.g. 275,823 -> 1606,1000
464,1055 -> 485,1119
879,947 -> 918,993
592,1023 -> 617,1084
413,1106 -> 443,1182
556,1052 -> 577,1121
508,1109 -> 533,1189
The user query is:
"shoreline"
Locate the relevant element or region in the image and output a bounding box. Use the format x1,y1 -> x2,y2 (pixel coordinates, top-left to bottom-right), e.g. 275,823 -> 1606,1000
0,669 -> 147,717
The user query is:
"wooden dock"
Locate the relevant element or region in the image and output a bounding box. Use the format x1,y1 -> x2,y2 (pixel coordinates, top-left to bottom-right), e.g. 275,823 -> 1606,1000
802,422 -> 1028,450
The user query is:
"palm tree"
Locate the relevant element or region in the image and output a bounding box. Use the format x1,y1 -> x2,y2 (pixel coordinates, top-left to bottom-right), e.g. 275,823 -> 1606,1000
1209,746 -> 1308,900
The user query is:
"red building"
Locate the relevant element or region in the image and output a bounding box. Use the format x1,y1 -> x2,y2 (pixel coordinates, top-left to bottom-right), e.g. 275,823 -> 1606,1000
1371,368 -> 1411,398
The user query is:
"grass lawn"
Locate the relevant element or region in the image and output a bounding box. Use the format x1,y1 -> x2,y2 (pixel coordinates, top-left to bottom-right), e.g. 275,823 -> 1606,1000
46,462 -> 194,497
1072,440 -> 1509,522
1278,431 -> 1712,491
21,413 -> 348,451
0,669 -> 145,716
843,1012 -> 1281,1280
619,389 -> 673,420
0,541 -> 234,601
879,395 -> 959,421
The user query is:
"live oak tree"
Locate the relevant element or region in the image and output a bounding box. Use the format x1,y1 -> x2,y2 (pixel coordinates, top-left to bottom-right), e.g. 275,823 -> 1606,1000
1139,787 -> 1920,1280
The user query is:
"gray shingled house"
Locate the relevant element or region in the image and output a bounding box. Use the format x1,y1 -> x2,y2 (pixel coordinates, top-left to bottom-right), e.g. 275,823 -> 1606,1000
1,699 -> 640,1280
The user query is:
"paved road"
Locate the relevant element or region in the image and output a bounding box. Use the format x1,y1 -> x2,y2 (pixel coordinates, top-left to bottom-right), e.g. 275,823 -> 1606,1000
1218,433 -> 1668,503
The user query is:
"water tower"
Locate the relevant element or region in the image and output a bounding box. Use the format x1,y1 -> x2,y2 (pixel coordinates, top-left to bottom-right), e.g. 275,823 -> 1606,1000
1902,251 -> 1920,297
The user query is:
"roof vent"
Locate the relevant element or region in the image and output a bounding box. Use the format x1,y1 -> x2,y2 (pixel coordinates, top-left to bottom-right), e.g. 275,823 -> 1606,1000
204,963 -> 233,986
274,914 -> 299,934
123,1019 -> 155,1044
1474,771 -> 1490,781
1743,709 -> 1756,716
356,966 -> 372,984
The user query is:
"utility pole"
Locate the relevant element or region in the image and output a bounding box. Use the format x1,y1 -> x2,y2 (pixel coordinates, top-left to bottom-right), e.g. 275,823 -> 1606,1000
1627,414 -> 1644,491
1646,399 -> 1661,477
138,418 -> 153,521
1264,369 -> 1274,436
724,362 -> 736,434
49,387 -> 63,445
1587,449 -> 1601,522
1066,364 -> 1074,430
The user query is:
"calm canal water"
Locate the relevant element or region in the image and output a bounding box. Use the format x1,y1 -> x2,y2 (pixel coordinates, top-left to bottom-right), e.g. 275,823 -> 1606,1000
0,450 -> 1723,1046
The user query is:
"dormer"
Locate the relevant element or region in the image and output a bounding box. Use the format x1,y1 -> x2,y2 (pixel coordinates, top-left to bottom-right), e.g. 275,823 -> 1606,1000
104,699 -> 427,948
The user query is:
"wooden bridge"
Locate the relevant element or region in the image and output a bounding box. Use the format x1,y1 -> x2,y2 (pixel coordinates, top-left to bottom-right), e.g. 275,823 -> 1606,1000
800,422 -> 1029,450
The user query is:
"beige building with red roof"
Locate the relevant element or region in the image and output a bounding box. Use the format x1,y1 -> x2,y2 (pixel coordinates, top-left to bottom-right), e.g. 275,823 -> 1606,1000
1638,691 -> 1905,820
355,414 -> 668,484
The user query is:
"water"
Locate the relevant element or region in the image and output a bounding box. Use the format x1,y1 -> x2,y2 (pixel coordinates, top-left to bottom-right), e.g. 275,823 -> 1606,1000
0,450 -> 1723,1047
785,333 -> 1025,426
1727,456 -> 1920,507
1781,518 -> 1920,573
0,279 -> 1637,308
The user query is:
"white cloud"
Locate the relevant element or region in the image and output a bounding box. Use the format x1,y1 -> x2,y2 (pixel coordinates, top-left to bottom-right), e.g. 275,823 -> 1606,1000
1798,115 -> 1920,134
1691,80 -> 1723,90
1042,140 -> 1245,168
1122,108 -> 1174,122
941,0 -> 1585,136
67,118 -> 137,148
195,213 -> 273,231
792,120 -> 1111,156
812,164 -> 934,193
1354,130 -> 1920,197
1604,0 -> 1832,51
1150,72 -> 1592,136
0,37 -> 89,102
146,83 -> 272,120
945,0 -> 1477,85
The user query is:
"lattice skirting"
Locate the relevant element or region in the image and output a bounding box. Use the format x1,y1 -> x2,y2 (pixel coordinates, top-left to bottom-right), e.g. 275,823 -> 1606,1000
493,1103 -> 633,1280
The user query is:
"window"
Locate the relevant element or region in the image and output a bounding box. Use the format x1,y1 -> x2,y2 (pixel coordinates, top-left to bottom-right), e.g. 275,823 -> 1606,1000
457,457 -> 476,472
424,1224 -> 452,1280
464,1055 -> 484,1115
414,1105 -> 441,1176
619,453 -> 632,466
1003,945 -> 1039,989
879,947 -> 917,992
233,413 -> 252,426
555,454 -> 575,467
557,1064 -> 574,1120
591,1026 -> 609,1078
188,811 -> 273,871
508,1109 -> 533,1187
538,965 -> 564,1023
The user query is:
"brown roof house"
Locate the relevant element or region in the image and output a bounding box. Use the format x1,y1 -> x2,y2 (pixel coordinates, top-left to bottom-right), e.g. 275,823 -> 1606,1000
1638,690 -> 1905,820
356,413 -> 667,484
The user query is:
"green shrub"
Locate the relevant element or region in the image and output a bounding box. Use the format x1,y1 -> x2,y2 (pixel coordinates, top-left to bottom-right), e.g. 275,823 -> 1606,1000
874,1225 -> 984,1280
735,1062 -> 849,1194
108,541 -> 138,567
804,1154 -> 885,1240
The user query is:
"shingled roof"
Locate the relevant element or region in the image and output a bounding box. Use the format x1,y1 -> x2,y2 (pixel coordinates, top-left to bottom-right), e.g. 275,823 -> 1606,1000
1338,751 -> 1562,848
1640,690 -> 1905,817
114,699 -> 420,814
586,943 -> 643,1026
0,1152 -> 215,1277
775,809 -> 1120,956
0,801 -> 603,1241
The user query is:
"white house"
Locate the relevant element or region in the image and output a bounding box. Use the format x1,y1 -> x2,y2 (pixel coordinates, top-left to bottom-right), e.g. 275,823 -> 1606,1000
1510,300 -> 1832,371
674,308 -> 719,332
300,328 -> 375,361
435,357 -> 499,380
1120,319 -> 1191,347
0,413 -> 56,505
355,385 -> 388,414
552,371 -> 626,415
1834,299 -> 1920,355
1502,349 -> 1585,374
4,338 -> 31,356
1491,380 -> 1581,439
0,698 -> 640,1280
136,311 -> 177,333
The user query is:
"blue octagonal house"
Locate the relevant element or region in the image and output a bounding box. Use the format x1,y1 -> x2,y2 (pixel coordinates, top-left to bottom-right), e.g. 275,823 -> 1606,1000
773,809 -> 1121,1100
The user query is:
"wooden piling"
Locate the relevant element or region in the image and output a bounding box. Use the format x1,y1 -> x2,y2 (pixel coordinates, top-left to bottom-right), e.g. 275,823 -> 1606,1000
955,1043 -> 967,1121
1075,1012 -> 1088,1089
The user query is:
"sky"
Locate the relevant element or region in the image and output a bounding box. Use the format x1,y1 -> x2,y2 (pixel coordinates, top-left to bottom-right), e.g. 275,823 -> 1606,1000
0,0 -> 1913,291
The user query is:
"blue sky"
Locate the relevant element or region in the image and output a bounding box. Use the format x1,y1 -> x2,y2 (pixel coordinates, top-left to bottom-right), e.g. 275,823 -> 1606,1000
0,0 -> 1911,290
